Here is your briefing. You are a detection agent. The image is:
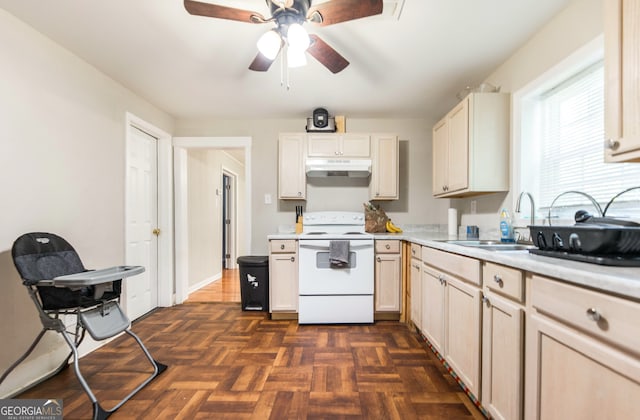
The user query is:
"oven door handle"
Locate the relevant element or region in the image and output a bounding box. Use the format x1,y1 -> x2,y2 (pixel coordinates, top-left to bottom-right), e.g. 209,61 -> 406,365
299,243 -> 374,251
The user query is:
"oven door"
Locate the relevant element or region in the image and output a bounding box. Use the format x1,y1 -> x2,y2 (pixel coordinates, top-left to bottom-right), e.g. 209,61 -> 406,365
298,239 -> 374,295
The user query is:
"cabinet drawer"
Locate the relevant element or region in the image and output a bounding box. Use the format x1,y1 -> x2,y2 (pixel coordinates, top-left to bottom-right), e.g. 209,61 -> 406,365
483,262 -> 524,303
531,274 -> 640,356
410,243 -> 422,260
376,240 -> 400,254
422,246 -> 480,286
270,240 -> 297,253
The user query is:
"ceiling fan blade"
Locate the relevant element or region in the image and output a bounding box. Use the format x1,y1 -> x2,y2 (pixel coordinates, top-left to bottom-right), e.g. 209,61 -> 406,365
307,0 -> 383,26
249,51 -> 278,72
184,0 -> 268,24
307,34 -> 349,74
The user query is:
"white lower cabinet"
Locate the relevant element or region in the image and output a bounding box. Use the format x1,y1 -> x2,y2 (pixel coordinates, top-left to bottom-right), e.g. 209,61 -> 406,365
420,247 -> 482,398
414,246 -> 640,419
409,243 -> 422,331
481,291 -> 523,420
525,274 -> 640,420
421,263 -> 446,351
481,262 -> 525,420
374,240 -> 402,314
268,240 -> 298,314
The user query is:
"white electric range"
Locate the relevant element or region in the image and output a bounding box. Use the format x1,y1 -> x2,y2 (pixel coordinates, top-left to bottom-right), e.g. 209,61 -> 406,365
297,211 -> 374,324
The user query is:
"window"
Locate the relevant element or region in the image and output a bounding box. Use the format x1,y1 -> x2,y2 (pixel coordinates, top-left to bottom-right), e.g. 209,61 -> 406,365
518,46 -> 640,224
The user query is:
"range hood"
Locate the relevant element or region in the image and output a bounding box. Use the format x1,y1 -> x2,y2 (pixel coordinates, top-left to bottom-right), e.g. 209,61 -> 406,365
305,158 -> 372,178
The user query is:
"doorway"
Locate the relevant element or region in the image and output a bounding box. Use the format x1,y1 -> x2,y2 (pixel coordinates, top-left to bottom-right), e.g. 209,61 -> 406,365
222,171 -> 236,270
173,137 -> 252,304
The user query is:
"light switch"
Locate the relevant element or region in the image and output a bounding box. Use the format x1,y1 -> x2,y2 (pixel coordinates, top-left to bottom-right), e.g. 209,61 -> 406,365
470,200 -> 477,214
264,193 -> 272,204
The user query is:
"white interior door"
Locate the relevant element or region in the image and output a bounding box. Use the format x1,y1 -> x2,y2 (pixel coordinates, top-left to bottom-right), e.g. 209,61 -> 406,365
126,124 -> 159,320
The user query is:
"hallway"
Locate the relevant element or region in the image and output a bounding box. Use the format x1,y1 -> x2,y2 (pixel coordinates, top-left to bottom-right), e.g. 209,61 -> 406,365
185,269 -> 241,303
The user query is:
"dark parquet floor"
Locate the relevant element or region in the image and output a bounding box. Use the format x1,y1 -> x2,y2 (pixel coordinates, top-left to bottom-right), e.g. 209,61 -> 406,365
17,302 -> 485,419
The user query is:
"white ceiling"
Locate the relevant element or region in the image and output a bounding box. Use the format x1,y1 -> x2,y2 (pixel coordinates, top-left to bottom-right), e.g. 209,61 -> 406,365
0,0 -> 571,120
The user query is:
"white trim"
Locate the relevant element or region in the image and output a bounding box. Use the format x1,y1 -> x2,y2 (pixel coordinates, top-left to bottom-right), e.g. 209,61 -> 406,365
188,273 -> 222,295
125,112 -> 174,308
511,35 -> 604,212
173,136 -> 252,304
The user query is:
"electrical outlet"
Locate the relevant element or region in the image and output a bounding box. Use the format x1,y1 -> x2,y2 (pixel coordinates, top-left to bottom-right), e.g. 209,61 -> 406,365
470,200 -> 477,214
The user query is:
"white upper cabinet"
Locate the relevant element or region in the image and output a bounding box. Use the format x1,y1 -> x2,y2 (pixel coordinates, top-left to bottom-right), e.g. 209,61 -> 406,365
604,0 -> 640,162
370,133 -> 399,200
278,133 -> 306,200
307,133 -> 371,157
432,92 -> 510,198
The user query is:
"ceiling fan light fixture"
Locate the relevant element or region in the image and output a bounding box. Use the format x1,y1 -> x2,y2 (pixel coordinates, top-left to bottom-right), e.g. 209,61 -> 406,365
287,46 -> 307,68
257,29 -> 282,60
287,23 -> 310,51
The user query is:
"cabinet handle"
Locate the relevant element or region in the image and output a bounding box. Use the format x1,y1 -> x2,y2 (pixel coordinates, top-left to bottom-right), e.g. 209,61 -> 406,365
290,256 -> 295,262
586,307 -> 601,322
376,257 -> 382,262
297,192 -> 302,197
280,244 -> 285,250
482,294 -> 491,307
604,139 -> 620,151
385,244 -> 391,250
335,151 -> 340,155
414,264 -> 420,269
493,274 -> 503,287
412,249 -> 416,255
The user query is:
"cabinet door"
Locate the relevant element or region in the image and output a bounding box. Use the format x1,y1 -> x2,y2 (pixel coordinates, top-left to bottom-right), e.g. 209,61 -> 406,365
447,99 -> 469,193
269,253 -> 298,312
525,313 -> 640,420
342,133 -> 371,157
482,291 -> 524,420
445,275 -> 481,398
604,0 -> 640,162
307,134 -> 339,157
370,134 -> 398,200
278,134 -> 306,199
374,253 -> 401,312
432,118 -> 448,196
410,257 -> 422,330
421,264 -> 445,352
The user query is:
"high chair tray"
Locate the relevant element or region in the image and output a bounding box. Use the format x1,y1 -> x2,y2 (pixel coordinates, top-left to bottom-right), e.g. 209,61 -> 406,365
53,265 -> 145,286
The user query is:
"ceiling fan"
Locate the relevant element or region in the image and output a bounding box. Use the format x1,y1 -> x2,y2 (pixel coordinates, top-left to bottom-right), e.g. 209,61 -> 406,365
184,0 -> 383,74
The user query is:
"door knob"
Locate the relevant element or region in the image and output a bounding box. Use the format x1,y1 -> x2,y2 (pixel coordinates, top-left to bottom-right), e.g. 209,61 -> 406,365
152,228 -> 161,236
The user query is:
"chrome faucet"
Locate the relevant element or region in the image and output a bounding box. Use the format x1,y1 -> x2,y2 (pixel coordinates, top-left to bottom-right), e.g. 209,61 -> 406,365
515,191 -> 535,226
515,191 -> 535,243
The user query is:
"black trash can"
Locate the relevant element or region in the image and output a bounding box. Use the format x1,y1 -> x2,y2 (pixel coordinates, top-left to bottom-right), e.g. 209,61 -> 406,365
237,256 -> 269,311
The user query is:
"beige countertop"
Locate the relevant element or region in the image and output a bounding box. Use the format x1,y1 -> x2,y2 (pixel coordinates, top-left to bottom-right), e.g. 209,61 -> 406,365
268,231 -> 640,301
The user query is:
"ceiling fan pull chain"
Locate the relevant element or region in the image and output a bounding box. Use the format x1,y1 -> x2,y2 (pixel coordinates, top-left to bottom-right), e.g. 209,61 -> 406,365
280,46 -> 285,88
283,44 -> 290,90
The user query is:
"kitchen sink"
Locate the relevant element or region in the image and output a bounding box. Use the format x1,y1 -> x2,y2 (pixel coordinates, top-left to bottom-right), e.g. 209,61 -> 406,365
442,240 -> 536,251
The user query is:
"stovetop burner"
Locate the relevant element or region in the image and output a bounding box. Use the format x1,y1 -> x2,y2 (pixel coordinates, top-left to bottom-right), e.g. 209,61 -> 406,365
529,249 -> 640,267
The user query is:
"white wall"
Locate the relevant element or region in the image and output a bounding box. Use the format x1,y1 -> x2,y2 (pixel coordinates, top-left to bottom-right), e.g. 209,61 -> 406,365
453,0 -> 603,236
187,149 -> 245,289
0,9 -> 174,397
174,118 -> 448,254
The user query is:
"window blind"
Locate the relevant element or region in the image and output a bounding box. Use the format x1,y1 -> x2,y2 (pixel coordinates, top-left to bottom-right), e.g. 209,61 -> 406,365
535,61 -> 640,212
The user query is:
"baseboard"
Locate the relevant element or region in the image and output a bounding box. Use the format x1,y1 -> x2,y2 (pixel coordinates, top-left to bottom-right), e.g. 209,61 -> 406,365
188,273 -> 222,295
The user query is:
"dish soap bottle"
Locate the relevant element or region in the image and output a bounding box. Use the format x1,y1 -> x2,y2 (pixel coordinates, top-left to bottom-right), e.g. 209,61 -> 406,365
500,208 -> 515,243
